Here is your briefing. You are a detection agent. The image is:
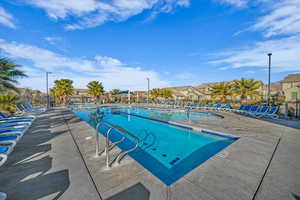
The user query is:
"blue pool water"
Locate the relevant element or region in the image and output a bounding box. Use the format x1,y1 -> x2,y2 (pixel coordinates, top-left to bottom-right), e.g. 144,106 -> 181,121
73,106 -> 237,185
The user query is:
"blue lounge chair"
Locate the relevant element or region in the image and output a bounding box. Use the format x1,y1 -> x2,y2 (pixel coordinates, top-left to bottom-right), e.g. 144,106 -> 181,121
208,104 -> 215,110
0,123 -> 29,129
257,106 -> 279,119
223,104 -> 233,111
249,106 -> 269,117
0,135 -> 21,147
194,103 -> 199,109
200,104 -> 207,110
244,105 -> 260,115
238,105 -> 251,113
0,144 -> 14,167
0,127 -> 27,137
0,112 -> 35,121
216,104 -> 223,111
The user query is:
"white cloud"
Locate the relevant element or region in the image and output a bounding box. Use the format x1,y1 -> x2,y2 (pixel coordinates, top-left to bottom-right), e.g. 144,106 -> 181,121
216,0 -> 248,8
251,0 -> 300,37
0,6 -> 16,28
210,34 -> 300,72
0,39 -> 169,91
44,36 -> 62,45
24,0 -> 190,30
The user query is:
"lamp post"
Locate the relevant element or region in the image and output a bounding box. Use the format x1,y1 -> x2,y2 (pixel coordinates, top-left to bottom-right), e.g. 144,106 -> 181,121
147,78 -> 150,104
46,72 -> 52,109
267,53 -> 272,105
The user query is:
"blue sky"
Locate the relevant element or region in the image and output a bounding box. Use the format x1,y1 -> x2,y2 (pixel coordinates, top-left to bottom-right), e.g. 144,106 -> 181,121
0,0 -> 299,92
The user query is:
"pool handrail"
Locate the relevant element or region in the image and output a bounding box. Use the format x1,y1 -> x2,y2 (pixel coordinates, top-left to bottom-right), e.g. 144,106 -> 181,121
95,121 -> 141,168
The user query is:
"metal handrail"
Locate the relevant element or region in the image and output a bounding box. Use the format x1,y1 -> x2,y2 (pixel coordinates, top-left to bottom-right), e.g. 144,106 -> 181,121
95,121 -> 141,168
95,121 -> 115,157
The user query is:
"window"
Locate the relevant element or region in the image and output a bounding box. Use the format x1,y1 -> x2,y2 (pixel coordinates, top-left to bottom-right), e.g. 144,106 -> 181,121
291,92 -> 300,101
287,82 -> 293,88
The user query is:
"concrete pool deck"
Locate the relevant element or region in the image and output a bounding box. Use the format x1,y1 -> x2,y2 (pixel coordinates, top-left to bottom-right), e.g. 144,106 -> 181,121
0,106 -> 299,200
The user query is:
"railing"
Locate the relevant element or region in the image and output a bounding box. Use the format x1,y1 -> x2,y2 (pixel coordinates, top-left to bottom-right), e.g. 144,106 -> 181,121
95,121 -> 140,168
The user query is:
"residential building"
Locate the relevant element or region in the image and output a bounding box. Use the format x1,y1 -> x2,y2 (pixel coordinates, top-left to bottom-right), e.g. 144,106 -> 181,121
282,74 -> 300,102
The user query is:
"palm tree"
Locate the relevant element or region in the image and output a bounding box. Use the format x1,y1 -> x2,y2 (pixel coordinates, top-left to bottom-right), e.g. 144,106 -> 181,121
210,82 -> 232,103
0,57 -> 27,93
0,92 -> 20,113
51,79 -> 74,104
160,88 -> 172,101
150,88 -> 161,101
232,78 -> 262,103
87,81 -> 104,103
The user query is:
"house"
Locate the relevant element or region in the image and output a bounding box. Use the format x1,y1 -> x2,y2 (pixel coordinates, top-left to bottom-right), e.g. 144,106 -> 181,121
282,74 -> 300,102
69,88 -> 91,103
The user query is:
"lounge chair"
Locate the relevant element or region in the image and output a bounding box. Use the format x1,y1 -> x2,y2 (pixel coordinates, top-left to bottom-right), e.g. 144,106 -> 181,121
249,106 -> 269,117
0,144 -> 14,167
215,104 -> 223,111
244,105 -> 260,115
223,104 -> 233,112
0,123 -> 29,129
0,135 -> 21,147
208,104 -> 215,110
193,103 -> 199,109
25,103 -> 46,112
0,128 -> 27,135
237,105 -> 251,113
256,106 -> 279,119
200,104 -> 207,110
0,112 -> 35,121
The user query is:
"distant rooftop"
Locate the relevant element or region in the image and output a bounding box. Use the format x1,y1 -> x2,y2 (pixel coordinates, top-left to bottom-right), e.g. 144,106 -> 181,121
282,74 -> 300,83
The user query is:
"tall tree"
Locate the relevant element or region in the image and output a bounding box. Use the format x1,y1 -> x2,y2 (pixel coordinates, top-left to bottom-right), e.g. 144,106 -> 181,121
161,88 -> 172,100
233,78 -> 262,103
51,79 -> 74,104
87,81 -> 104,103
0,57 -> 27,93
210,82 -> 232,102
150,88 -> 161,101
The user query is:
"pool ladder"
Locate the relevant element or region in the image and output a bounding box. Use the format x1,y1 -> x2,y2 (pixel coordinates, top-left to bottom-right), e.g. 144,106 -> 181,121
95,121 -> 141,168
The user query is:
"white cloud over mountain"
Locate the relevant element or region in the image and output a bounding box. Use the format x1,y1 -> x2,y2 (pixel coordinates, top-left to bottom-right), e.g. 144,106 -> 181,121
25,0 -> 190,30
0,39 -> 169,91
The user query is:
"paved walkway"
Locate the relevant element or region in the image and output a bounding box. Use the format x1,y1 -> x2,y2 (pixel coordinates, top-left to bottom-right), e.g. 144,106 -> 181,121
0,109 -> 101,200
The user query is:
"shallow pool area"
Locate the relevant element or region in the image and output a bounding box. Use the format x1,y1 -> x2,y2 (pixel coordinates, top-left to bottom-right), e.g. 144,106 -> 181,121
72,106 -> 237,185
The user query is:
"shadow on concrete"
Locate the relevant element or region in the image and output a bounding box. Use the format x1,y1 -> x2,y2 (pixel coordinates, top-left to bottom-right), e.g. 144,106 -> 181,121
0,110 -> 71,200
292,193 -> 300,200
260,118 -> 300,130
105,183 -> 150,200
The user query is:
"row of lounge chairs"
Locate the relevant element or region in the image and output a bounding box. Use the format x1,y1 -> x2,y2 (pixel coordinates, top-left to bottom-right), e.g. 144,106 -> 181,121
233,105 -> 279,119
140,102 -> 279,119
15,103 -> 45,115
0,104 -> 45,200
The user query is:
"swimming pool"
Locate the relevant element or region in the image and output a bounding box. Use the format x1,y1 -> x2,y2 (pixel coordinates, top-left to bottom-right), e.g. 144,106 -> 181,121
72,106 -> 237,185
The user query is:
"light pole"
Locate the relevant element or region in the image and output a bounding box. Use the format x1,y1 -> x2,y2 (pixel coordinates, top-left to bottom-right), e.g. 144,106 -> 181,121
46,72 -> 52,109
267,53 -> 272,105
147,78 -> 150,104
